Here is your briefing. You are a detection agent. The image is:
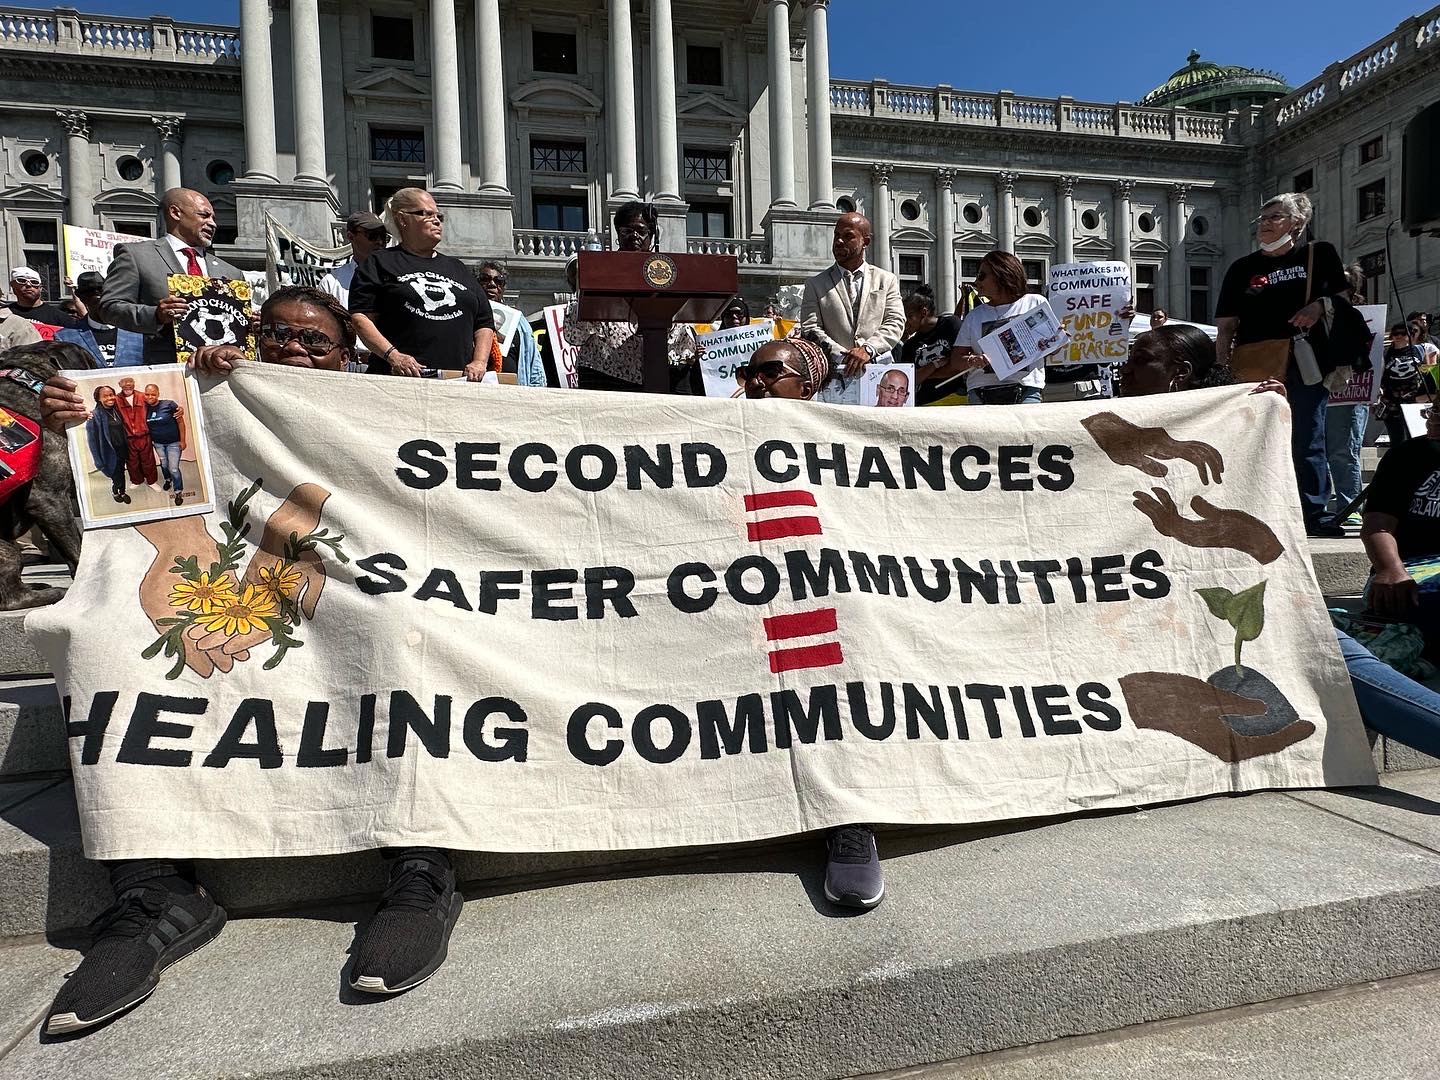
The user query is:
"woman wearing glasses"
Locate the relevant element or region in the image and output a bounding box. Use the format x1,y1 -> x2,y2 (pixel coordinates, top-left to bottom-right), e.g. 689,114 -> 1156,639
349,188 -> 495,379
1215,192 -> 1349,538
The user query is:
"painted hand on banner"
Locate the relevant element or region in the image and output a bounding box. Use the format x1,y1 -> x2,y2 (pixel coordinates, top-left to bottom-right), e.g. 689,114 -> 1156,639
1081,412 -> 1224,485
1131,489 -> 1284,565
1119,671 -> 1315,763
135,481 -> 346,679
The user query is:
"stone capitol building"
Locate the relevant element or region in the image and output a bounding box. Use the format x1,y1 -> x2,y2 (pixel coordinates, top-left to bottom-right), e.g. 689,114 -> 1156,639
0,0 -> 1437,320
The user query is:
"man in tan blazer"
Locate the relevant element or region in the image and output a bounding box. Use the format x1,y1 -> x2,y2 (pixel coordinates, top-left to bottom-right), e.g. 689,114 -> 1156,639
800,213 -> 905,405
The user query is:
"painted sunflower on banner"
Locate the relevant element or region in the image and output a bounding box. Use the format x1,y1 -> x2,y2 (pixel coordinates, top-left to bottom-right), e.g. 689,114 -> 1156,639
142,478 -> 347,678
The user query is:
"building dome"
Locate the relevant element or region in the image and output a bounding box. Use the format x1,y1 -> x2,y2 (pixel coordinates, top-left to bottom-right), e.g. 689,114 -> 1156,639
1139,50 -> 1292,113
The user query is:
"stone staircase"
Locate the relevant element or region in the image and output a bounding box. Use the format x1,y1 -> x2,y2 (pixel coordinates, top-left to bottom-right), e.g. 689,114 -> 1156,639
3,547 -> 1440,1078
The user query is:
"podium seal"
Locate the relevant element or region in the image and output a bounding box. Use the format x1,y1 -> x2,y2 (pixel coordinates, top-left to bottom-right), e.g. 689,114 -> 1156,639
642,254 -> 678,289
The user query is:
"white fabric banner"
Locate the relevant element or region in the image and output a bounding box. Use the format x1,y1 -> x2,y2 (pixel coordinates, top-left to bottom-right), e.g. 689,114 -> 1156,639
264,215 -> 350,292
29,370 -> 1375,860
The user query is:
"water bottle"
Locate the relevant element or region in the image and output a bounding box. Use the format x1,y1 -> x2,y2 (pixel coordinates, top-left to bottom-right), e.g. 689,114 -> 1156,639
1292,333 -> 1322,385
583,231 -> 604,251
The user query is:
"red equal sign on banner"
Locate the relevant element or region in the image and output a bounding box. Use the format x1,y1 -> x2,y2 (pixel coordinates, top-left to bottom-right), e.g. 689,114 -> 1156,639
743,490 -> 822,542
744,490 -> 844,674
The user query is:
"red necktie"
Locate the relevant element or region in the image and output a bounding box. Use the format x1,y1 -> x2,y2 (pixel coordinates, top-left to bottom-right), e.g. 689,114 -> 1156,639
182,247 -> 203,276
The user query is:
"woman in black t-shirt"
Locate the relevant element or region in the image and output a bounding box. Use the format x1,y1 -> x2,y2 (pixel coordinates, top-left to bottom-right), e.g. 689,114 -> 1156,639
349,187 -> 495,378
899,284 -> 965,406
1214,192 -> 1348,537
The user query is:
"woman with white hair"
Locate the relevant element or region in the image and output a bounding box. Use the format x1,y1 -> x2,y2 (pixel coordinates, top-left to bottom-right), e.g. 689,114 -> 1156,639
1215,192 -> 1349,537
349,187 -> 495,378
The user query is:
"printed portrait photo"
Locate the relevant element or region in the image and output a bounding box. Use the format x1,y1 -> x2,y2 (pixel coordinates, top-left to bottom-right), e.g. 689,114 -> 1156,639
859,363 -> 916,408
62,364 -> 216,530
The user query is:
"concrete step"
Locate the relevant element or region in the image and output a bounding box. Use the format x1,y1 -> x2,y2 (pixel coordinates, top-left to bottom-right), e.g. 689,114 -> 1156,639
0,678 -> 65,780
1308,535 -> 1370,597
874,969 -> 1440,1079
3,770 -> 1440,1078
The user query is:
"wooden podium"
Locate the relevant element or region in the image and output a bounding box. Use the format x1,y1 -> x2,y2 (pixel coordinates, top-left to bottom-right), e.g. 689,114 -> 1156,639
576,250 -> 738,393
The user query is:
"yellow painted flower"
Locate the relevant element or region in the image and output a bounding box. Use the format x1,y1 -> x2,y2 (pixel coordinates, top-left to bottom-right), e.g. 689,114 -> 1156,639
198,585 -> 279,638
169,571 -> 238,615
256,562 -> 304,603
232,281 -> 252,302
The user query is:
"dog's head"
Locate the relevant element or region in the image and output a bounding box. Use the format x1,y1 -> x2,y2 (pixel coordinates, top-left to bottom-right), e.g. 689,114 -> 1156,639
0,340 -> 97,384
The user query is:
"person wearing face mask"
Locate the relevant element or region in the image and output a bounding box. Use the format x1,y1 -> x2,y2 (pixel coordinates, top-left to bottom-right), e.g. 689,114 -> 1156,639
1215,192 -> 1349,538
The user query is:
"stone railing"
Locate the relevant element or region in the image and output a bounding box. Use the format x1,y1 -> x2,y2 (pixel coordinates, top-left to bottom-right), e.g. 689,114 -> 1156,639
686,237 -> 768,264
0,6 -> 239,63
512,230 -> 595,258
1273,4 -> 1440,128
829,80 -> 1242,144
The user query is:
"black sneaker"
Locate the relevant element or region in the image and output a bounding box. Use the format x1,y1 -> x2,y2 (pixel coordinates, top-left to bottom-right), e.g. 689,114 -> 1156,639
350,854 -> 462,994
824,824 -> 885,909
44,882 -> 226,1035
1306,521 -> 1346,538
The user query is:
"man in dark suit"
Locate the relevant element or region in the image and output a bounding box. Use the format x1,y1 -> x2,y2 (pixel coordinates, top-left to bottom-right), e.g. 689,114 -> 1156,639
98,188 -> 245,364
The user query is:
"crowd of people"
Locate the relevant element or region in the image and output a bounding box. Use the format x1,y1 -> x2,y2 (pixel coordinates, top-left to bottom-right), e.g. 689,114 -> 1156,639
5,181 -> 1440,1035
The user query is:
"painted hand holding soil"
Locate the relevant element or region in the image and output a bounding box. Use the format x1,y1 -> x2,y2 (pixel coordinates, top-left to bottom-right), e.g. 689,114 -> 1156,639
1081,411 -> 1224,485
135,480 -> 347,678
1118,581 -> 1313,763
1131,489 -> 1284,565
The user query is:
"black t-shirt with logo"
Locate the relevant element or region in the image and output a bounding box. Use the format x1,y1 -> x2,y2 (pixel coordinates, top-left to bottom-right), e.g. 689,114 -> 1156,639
349,248 -> 492,372
900,315 -> 964,406
1215,241 -> 1346,346
88,324 -> 118,366
1366,436 -> 1440,560
15,302 -> 82,330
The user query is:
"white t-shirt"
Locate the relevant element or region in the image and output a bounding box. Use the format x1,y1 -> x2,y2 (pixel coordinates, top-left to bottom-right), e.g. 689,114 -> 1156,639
955,294 -> 1050,391
318,259 -> 358,308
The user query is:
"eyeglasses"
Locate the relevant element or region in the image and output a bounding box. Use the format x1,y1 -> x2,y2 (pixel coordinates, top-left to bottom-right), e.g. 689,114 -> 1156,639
360,228 -> 387,242
736,360 -> 800,384
398,209 -> 445,223
260,321 -> 340,356
479,274 -> 508,286
1252,213 -> 1291,225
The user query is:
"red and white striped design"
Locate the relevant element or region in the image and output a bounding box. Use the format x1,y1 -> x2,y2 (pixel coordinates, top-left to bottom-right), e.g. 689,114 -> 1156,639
744,490 -> 844,674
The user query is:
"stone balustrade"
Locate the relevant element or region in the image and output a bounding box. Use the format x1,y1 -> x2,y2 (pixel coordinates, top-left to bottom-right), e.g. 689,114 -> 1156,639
686,237 -> 768,264
0,6 -> 239,63
512,230 -> 595,258
1273,4 -> 1438,128
828,80 -> 1242,144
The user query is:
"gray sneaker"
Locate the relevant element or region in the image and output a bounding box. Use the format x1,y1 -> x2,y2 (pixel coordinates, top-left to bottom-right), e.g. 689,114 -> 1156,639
824,824 -> 884,909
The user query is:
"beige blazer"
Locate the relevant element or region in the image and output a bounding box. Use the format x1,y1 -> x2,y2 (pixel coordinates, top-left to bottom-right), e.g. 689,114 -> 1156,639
800,262 -> 906,359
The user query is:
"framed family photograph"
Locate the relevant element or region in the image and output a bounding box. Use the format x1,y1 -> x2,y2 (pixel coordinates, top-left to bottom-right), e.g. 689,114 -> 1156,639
61,365 -> 216,530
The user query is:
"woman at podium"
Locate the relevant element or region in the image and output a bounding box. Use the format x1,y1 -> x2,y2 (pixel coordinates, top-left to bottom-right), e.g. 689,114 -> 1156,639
566,201 -> 699,392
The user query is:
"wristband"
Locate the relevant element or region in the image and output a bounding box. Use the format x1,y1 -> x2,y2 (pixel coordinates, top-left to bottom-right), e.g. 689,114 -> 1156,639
384,345 -> 397,361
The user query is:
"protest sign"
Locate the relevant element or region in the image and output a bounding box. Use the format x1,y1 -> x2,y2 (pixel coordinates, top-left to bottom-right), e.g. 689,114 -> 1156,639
62,364 -> 215,530
1326,305 -> 1386,407
859,363 -> 916,407
542,304 -> 580,389
62,225 -> 144,282
491,301 -> 525,359
1047,263 -> 1131,366
242,271 -> 270,314
696,320 -> 775,398
30,370 -> 1374,860
264,215 -> 350,291
978,299 -> 1070,378
167,275 -> 257,366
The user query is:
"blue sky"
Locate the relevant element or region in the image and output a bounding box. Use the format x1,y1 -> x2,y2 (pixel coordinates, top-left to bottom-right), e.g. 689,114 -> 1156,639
18,0 -> 1428,102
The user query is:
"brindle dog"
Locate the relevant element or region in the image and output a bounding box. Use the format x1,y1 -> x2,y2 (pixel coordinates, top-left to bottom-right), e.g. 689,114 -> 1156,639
0,340 -> 95,609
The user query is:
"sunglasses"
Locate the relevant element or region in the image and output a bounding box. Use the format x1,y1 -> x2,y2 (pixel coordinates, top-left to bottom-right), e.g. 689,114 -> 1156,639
398,208 -> 445,223
360,228 -> 386,241
479,274 -> 508,286
260,321 -> 340,356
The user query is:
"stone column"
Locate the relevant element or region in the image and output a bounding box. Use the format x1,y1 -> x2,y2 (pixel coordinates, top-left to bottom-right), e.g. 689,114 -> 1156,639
1221,189 -> 1244,271
935,168 -> 956,307
151,115 -> 183,192
56,110 -> 94,228
650,0 -> 680,201
995,170 -> 1017,254
1112,178 -> 1134,269
290,0 -> 327,185
607,0 -> 638,199
1055,174 -> 1076,265
430,0 -> 463,190
239,0 -> 278,181
871,163 -> 892,270
473,0 -> 508,194
1168,182 -> 1190,316
804,0 -> 833,210
766,0 -> 796,209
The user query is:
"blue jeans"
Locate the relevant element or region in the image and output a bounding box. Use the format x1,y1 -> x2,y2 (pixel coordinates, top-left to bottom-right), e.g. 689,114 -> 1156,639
155,441 -> 182,491
1287,365 -> 1332,528
1325,403 -> 1367,513
1338,628 -> 1440,759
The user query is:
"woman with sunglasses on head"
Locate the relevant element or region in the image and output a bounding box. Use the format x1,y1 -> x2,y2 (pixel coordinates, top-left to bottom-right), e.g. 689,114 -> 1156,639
348,188 -> 495,379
